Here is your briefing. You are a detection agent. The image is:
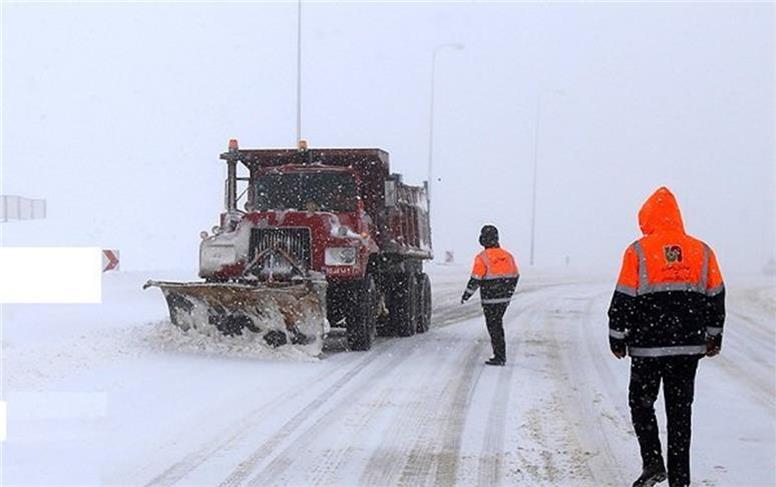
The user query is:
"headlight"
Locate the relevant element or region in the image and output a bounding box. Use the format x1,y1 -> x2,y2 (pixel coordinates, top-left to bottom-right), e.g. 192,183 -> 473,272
325,247 -> 357,266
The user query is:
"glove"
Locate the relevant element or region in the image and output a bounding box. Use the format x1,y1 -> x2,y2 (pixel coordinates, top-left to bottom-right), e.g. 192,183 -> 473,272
609,337 -> 626,359
460,293 -> 469,304
706,335 -> 722,357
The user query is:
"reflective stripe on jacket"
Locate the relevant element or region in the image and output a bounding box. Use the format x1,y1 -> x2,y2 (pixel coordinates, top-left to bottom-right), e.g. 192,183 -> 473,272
608,187 -> 726,357
464,247 -> 519,305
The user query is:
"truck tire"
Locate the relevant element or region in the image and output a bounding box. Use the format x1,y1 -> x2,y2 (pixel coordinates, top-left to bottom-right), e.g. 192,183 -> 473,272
326,284 -> 347,327
390,272 -> 418,337
347,275 -> 377,351
416,273 -> 432,333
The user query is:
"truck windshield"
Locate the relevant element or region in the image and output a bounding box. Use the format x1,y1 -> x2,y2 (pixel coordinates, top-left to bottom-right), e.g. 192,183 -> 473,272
254,172 -> 357,212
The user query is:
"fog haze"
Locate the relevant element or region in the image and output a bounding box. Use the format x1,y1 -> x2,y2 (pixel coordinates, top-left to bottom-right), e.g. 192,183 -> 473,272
2,2 -> 773,274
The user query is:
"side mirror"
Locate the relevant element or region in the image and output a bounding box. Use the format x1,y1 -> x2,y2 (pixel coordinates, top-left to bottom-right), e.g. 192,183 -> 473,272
385,180 -> 397,207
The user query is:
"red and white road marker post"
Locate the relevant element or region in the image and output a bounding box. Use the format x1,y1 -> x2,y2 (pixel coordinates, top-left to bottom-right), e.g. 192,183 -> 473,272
102,250 -> 120,272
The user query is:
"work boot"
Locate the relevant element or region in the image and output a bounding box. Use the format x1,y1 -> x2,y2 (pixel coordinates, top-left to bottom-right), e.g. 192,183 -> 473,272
485,357 -> 505,366
632,463 -> 667,487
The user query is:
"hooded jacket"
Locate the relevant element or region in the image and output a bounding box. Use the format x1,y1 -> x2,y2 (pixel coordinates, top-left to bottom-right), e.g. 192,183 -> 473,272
462,227 -> 519,305
608,187 -> 726,357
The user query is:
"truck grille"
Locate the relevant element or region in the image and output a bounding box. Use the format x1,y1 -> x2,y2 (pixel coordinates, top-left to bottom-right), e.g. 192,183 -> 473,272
249,228 -> 312,272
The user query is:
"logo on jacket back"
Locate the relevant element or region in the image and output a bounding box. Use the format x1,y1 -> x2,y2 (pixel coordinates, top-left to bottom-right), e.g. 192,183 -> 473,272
664,245 -> 683,263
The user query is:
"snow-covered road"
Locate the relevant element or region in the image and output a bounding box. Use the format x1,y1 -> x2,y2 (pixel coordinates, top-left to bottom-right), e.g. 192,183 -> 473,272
3,267 -> 774,486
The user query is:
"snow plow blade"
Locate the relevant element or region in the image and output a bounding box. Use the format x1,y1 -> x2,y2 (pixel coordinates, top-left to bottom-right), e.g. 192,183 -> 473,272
143,279 -> 328,355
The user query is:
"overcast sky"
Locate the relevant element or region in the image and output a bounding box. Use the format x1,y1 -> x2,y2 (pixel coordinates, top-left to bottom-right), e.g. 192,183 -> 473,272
1,1 -> 773,274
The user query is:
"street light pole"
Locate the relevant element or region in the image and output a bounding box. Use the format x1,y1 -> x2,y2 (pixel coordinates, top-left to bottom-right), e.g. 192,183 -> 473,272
529,93 -> 542,267
529,89 -> 563,267
296,0 -> 303,143
427,43 -> 464,200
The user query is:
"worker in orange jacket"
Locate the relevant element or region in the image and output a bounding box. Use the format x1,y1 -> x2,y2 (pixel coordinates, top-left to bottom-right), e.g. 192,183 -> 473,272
608,187 -> 725,487
461,225 -> 519,366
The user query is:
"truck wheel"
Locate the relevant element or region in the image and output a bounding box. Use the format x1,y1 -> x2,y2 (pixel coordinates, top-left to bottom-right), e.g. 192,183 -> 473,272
326,283 -> 347,327
417,273 -> 432,333
391,272 -> 418,337
347,275 -> 377,351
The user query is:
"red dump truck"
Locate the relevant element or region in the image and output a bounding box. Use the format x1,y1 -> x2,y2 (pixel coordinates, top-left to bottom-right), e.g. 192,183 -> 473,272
146,141 -> 433,353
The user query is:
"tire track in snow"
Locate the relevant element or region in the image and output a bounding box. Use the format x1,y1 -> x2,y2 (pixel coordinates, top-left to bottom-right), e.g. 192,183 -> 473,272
430,342 -> 486,487
304,387 -> 396,487
222,341 -> 417,487
724,314 -> 772,368
430,282 -> 577,330
144,352 -> 374,487
727,309 -> 771,344
148,341 -> 393,486
357,290 -> 548,485
250,386 -> 396,487
546,288 -> 627,485
510,294 -> 580,485
579,291 -> 634,424
475,328 -> 519,487
500,284 -> 622,486
243,338 -> 431,487
462,286 -> 576,486
686,307 -> 775,411
305,334 -> 471,487
577,290 -> 633,484
354,339 -> 483,486
713,354 -> 774,411
395,341 -> 484,486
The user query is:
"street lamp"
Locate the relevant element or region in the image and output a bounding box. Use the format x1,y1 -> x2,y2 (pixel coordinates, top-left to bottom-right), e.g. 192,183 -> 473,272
529,89 -> 564,267
296,0 -> 303,142
427,43 -> 464,200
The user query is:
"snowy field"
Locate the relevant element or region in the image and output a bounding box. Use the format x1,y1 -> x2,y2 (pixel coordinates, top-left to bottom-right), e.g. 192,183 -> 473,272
2,265 -> 774,486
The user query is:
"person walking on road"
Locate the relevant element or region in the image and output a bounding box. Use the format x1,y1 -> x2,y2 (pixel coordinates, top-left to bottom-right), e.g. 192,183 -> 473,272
461,225 -> 519,366
608,187 -> 726,487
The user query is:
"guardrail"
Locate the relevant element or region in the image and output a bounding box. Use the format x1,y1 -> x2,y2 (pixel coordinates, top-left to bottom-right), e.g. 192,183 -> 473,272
0,195 -> 47,222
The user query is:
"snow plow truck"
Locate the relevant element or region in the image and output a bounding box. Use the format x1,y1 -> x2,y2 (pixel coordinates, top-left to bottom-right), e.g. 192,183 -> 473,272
145,140 -> 433,354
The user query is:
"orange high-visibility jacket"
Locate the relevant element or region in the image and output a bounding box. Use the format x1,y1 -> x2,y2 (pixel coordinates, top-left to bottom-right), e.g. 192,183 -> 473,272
463,247 -> 519,304
608,187 -> 726,357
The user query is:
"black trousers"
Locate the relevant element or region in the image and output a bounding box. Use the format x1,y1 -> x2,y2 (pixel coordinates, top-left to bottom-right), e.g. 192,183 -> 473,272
629,355 -> 701,486
483,303 -> 509,362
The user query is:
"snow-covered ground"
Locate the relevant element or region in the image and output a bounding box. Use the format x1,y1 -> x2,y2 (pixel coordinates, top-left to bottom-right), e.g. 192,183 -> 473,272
2,265 -> 774,486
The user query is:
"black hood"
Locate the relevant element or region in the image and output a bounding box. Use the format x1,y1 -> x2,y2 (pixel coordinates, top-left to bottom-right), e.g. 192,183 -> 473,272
479,225 -> 499,248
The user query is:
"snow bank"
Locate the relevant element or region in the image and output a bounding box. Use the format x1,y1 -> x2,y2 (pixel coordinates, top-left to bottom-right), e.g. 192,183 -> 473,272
142,320 -> 319,362
3,270 -> 321,392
